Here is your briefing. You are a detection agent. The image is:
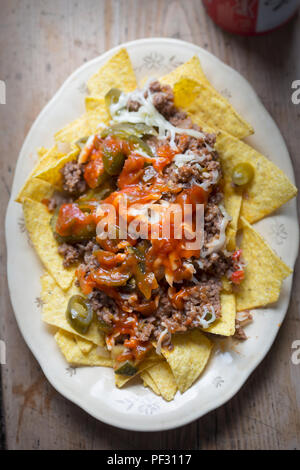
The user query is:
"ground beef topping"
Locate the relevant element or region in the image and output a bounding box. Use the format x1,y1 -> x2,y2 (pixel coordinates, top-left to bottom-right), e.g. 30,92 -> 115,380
46,191 -> 73,212
58,240 -> 99,269
61,161 -> 87,196
88,289 -> 118,326
133,279 -> 222,344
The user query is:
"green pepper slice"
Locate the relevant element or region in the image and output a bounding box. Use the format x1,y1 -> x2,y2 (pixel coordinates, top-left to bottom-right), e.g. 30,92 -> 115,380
74,136 -> 89,146
105,88 -> 122,111
127,134 -> 154,157
127,242 -> 154,298
232,162 -> 255,186
101,124 -> 154,159
115,361 -> 137,376
102,145 -> 126,175
76,179 -> 115,203
66,295 -> 93,334
50,208 -> 64,243
101,122 -> 157,139
111,344 -> 138,376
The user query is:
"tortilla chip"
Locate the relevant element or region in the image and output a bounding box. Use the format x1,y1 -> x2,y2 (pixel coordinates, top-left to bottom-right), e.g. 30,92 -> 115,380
224,184 -> 242,251
75,335 -> 94,355
41,272 -> 104,345
34,145 -> 67,172
16,146 -> 66,203
15,177 -> 55,204
236,217 -> 292,311
161,55 -> 210,89
162,330 -> 213,393
34,146 -> 79,187
87,109 -> 110,134
203,293 -> 236,336
54,113 -> 91,143
85,96 -> 106,113
215,131 -> 298,224
173,77 -> 253,139
222,276 -> 232,293
23,198 -> 75,290
55,330 -> 112,367
37,146 -> 48,159
54,106 -> 110,144
163,59 -> 253,140
145,362 -> 177,401
141,370 -> 161,396
87,48 -> 137,98
115,350 -> 162,388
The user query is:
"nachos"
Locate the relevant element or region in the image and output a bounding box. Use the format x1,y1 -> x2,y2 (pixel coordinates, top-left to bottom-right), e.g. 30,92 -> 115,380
16,49 -> 297,400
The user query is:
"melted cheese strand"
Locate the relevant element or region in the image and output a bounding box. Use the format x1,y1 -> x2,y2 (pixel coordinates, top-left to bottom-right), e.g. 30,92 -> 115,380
109,84 -> 206,148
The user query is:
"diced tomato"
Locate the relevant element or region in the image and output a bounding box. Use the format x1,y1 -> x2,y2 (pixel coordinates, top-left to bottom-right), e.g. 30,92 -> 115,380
84,157 -> 105,189
123,337 -> 138,349
56,203 -> 94,237
76,265 -> 96,295
231,270 -> 245,284
117,154 -> 145,189
154,143 -> 177,172
169,287 -> 191,310
176,184 -> 208,208
94,250 -> 125,268
232,249 -> 242,261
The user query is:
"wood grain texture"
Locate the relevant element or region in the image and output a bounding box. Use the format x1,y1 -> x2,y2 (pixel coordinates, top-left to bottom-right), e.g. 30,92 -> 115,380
0,0 -> 299,450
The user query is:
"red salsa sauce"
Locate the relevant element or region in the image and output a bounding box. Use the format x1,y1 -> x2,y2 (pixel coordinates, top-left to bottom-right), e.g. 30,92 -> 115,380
55,133 -> 243,363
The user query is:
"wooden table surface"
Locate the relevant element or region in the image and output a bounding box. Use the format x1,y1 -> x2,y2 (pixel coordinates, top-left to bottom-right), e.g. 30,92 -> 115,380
1,0 -> 299,450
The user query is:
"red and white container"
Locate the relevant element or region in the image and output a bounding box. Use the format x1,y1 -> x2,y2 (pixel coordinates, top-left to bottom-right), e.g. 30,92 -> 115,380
203,0 -> 300,35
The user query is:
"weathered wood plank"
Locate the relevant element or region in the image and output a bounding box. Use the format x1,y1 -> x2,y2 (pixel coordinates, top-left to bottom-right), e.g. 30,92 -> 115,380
0,0 -> 299,450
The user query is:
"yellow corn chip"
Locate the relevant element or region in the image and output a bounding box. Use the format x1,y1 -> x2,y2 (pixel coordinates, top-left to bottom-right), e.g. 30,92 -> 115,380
224,184 -> 242,251
115,350 -> 163,388
23,199 -> 75,290
141,370 -> 161,396
85,96 -> 106,113
203,293 -> 236,336
146,362 -> 177,401
164,66 -> 253,139
33,145 -> 67,173
54,107 -> 109,144
87,48 -> 137,98
54,113 -> 91,143
75,335 -> 94,355
16,177 -> 55,204
173,77 -> 253,139
41,272 -> 104,345
236,217 -> 292,311
55,330 -> 112,367
161,55 -> 210,89
34,146 -> 79,187
162,330 -> 213,393
222,276 -> 232,293
215,131 -> 297,224
37,146 -> 48,159
16,146 -> 66,203
86,109 -> 110,134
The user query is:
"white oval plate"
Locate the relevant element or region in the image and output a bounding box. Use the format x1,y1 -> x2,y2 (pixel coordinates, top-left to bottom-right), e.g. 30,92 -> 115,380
6,38 -> 298,431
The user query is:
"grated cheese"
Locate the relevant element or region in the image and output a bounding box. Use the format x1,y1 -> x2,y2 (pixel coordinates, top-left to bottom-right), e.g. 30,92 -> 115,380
197,305 -> 216,329
155,327 -> 170,355
109,84 -> 206,149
